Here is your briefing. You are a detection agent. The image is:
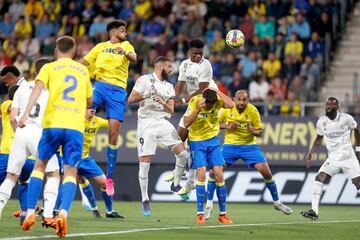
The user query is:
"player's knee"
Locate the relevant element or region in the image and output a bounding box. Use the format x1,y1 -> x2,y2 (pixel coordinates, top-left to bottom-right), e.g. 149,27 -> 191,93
77,175 -> 85,184
315,172 -> 331,183
351,176 -> 360,190
208,168 -> 215,178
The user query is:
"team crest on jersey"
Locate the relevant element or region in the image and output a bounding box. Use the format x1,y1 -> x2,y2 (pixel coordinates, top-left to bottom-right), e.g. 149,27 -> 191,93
245,115 -> 248,120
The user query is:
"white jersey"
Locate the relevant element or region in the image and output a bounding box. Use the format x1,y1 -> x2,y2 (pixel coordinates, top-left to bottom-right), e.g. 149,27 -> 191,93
133,73 -> 175,119
12,79 -> 49,127
178,58 -> 217,95
316,113 -> 357,154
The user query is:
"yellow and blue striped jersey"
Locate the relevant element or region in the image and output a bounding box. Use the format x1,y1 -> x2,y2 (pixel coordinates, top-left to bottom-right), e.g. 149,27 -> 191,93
219,103 -> 262,145
82,116 -> 108,158
0,100 -> 13,154
184,95 -> 223,141
83,41 -> 135,89
36,58 -> 92,132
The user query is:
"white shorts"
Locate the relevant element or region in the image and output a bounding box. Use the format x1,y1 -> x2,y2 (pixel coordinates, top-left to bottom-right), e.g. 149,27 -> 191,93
137,118 -> 182,157
7,124 -> 59,175
318,148 -> 360,179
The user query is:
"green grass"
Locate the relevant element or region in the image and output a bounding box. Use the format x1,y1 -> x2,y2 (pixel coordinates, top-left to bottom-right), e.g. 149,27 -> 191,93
0,200 -> 359,239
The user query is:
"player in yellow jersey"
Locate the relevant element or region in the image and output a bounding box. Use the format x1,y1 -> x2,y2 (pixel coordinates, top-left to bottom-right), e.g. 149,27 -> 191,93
19,36 -> 93,237
204,90 -> 293,220
79,20 -> 137,196
183,88 -> 233,225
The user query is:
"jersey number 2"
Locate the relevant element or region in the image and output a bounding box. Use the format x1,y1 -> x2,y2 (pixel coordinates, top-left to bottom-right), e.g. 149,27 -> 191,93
63,75 -> 78,102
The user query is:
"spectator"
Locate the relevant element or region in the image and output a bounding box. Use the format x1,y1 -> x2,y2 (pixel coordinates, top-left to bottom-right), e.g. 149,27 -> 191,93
19,32 -> 40,61
267,0 -> 287,22
118,0 -> 134,21
187,0 -> 208,19
314,11 -> 332,39
247,35 -> 268,59
285,33 -> 303,62
69,15 -> 86,39
270,33 -> 286,60
249,76 -> 269,102
172,33 -> 189,60
41,34 -> 56,57
229,0 -> 248,21
142,49 -> 158,74
263,52 -> 281,79
254,15 -> 275,40
295,0 -> 311,15
277,17 -> 292,41
134,0 -> 152,20
239,13 -> 255,41
143,16 -> 165,45
215,79 -> 230,96
0,50 -> 12,70
292,13 -> 311,42
171,0 -> 188,20
9,0 -> 25,21
300,55 -> 320,94
306,31 -> 325,65
4,42 -> 18,60
98,0 -> 117,20
166,50 -> 181,85
209,53 -> 221,79
220,53 -> 237,87
24,0 -> 44,21
57,15 -> 71,36
44,0 -> 61,22
81,0 -> 98,26
228,70 -> 248,97
280,90 -> 301,117
127,12 -> 142,36
281,54 -> 299,85
0,12 -> 15,39
88,14 -> 107,39
288,75 -> 308,102
76,35 -> 94,58
266,91 -> 281,115
14,16 -> 32,39
154,34 -> 172,56
248,0 -> 266,20
152,0 -> 171,18
237,51 -> 258,80
268,77 -> 286,101
132,33 -> 151,72
35,13 -> 56,43
179,10 -> 203,40
13,53 -> 30,75
164,13 -> 181,40
211,30 -> 226,54
0,0 -> 9,16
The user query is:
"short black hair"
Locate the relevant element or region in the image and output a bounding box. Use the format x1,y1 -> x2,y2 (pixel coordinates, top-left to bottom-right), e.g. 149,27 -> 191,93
327,97 -> 339,105
202,89 -> 217,103
0,66 -> 20,77
35,58 -> 51,74
107,20 -> 127,34
154,56 -> 171,65
56,36 -> 76,53
189,39 -> 204,49
8,85 -> 19,100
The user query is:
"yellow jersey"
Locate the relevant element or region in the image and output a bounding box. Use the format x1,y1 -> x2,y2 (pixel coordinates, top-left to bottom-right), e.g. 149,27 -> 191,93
184,95 -> 223,141
219,103 -> 262,145
36,58 -> 92,132
83,41 -> 135,89
0,100 -> 13,154
82,116 -> 108,158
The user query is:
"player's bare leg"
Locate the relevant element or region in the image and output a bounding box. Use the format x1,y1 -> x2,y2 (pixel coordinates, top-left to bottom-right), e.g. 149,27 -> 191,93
105,119 -> 121,196
301,172 -> 331,220
254,163 -> 293,215
139,156 -> 151,217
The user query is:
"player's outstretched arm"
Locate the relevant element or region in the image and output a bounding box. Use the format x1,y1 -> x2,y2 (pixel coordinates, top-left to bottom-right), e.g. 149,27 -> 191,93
18,81 -> 45,128
78,58 -> 89,66
128,89 -> 146,105
213,88 -> 234,109
305,134 -> 323,168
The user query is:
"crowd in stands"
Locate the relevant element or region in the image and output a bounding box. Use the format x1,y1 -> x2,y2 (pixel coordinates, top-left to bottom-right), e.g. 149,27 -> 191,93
0,0 -> 346,116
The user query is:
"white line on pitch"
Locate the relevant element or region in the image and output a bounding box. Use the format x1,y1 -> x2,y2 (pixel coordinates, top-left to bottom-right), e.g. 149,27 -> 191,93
1,219 -> 360,240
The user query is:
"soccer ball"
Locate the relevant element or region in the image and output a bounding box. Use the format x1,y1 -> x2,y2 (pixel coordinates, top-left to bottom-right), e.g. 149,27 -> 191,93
225,29 -> 245,48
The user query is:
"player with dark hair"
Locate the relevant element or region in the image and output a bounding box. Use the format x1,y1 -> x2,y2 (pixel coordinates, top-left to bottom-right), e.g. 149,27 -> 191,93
79,20 -> 137,196
301,97 -> 360,220
183,88 -> 234,224
128,56 -> 190,217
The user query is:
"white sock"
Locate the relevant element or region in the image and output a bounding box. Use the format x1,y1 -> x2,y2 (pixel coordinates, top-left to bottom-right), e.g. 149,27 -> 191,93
43,177 -> 60,218
0,178 -> 16,206
206,199 -> 213,207
311,181 -> 324,215
174,151 -> 189,186
79,183 -> 91,207
138,162 -> 150,202
185,169 -> 196,188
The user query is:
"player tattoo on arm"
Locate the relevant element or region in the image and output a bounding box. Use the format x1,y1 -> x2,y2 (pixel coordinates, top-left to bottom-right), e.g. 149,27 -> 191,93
305,134 -> 323,168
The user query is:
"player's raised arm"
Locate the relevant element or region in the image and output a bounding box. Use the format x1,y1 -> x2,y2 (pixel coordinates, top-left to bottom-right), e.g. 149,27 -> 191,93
183,97 -> 205,129
18,80 -> 45,128
213,88 -> 234,109
78,57 -> 89,66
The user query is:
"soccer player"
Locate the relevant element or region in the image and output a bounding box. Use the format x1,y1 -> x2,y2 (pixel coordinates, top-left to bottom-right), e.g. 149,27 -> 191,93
166,39 -> 218,197
79,20 -> 137,196
19,36 -> 92,237
183,88 -> 234,224
128,56 -> 190,217
301,97 -> 360,220
204,90 -> 293,220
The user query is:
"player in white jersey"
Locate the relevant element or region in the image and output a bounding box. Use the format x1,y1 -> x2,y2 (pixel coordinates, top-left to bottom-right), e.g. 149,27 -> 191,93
0,62 -> 60,221
128,56 -> 190,217
301,97 -> 360,220
166,39 -> 218,198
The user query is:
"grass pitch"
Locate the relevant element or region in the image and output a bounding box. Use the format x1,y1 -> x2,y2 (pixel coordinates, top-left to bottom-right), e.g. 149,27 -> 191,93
0,200 -> 359,239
